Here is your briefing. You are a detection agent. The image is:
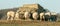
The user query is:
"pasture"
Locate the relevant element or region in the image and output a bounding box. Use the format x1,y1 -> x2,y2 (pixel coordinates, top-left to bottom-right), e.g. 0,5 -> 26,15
0,20 -> 60,26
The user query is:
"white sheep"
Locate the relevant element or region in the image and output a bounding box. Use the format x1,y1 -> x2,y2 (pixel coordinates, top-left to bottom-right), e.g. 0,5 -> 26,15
40,12 -> 45,21
24,12 -> 31,20
14,12 -> 20,20
32,12 -> 38,20
7,11 -> 15,20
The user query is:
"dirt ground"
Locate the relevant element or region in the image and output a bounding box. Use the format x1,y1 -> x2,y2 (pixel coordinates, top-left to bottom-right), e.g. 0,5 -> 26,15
0,20 -> 60,26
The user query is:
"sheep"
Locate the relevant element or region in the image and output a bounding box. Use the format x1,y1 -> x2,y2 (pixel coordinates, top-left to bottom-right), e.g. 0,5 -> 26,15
7,11 -> 15,20
44,12 -> 51,21
14,12 -> 20,20
24,11 -> 31,20
32,12 -> 38,20
40,12 -> 45,21
50,12 -> 57,21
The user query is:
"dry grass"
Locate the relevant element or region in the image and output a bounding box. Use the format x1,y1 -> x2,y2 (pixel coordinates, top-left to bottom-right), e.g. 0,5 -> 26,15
0,20 -> 60,26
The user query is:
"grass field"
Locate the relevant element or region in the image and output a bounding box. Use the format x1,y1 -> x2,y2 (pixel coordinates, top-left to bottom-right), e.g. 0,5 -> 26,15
0,20 -> 60,26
